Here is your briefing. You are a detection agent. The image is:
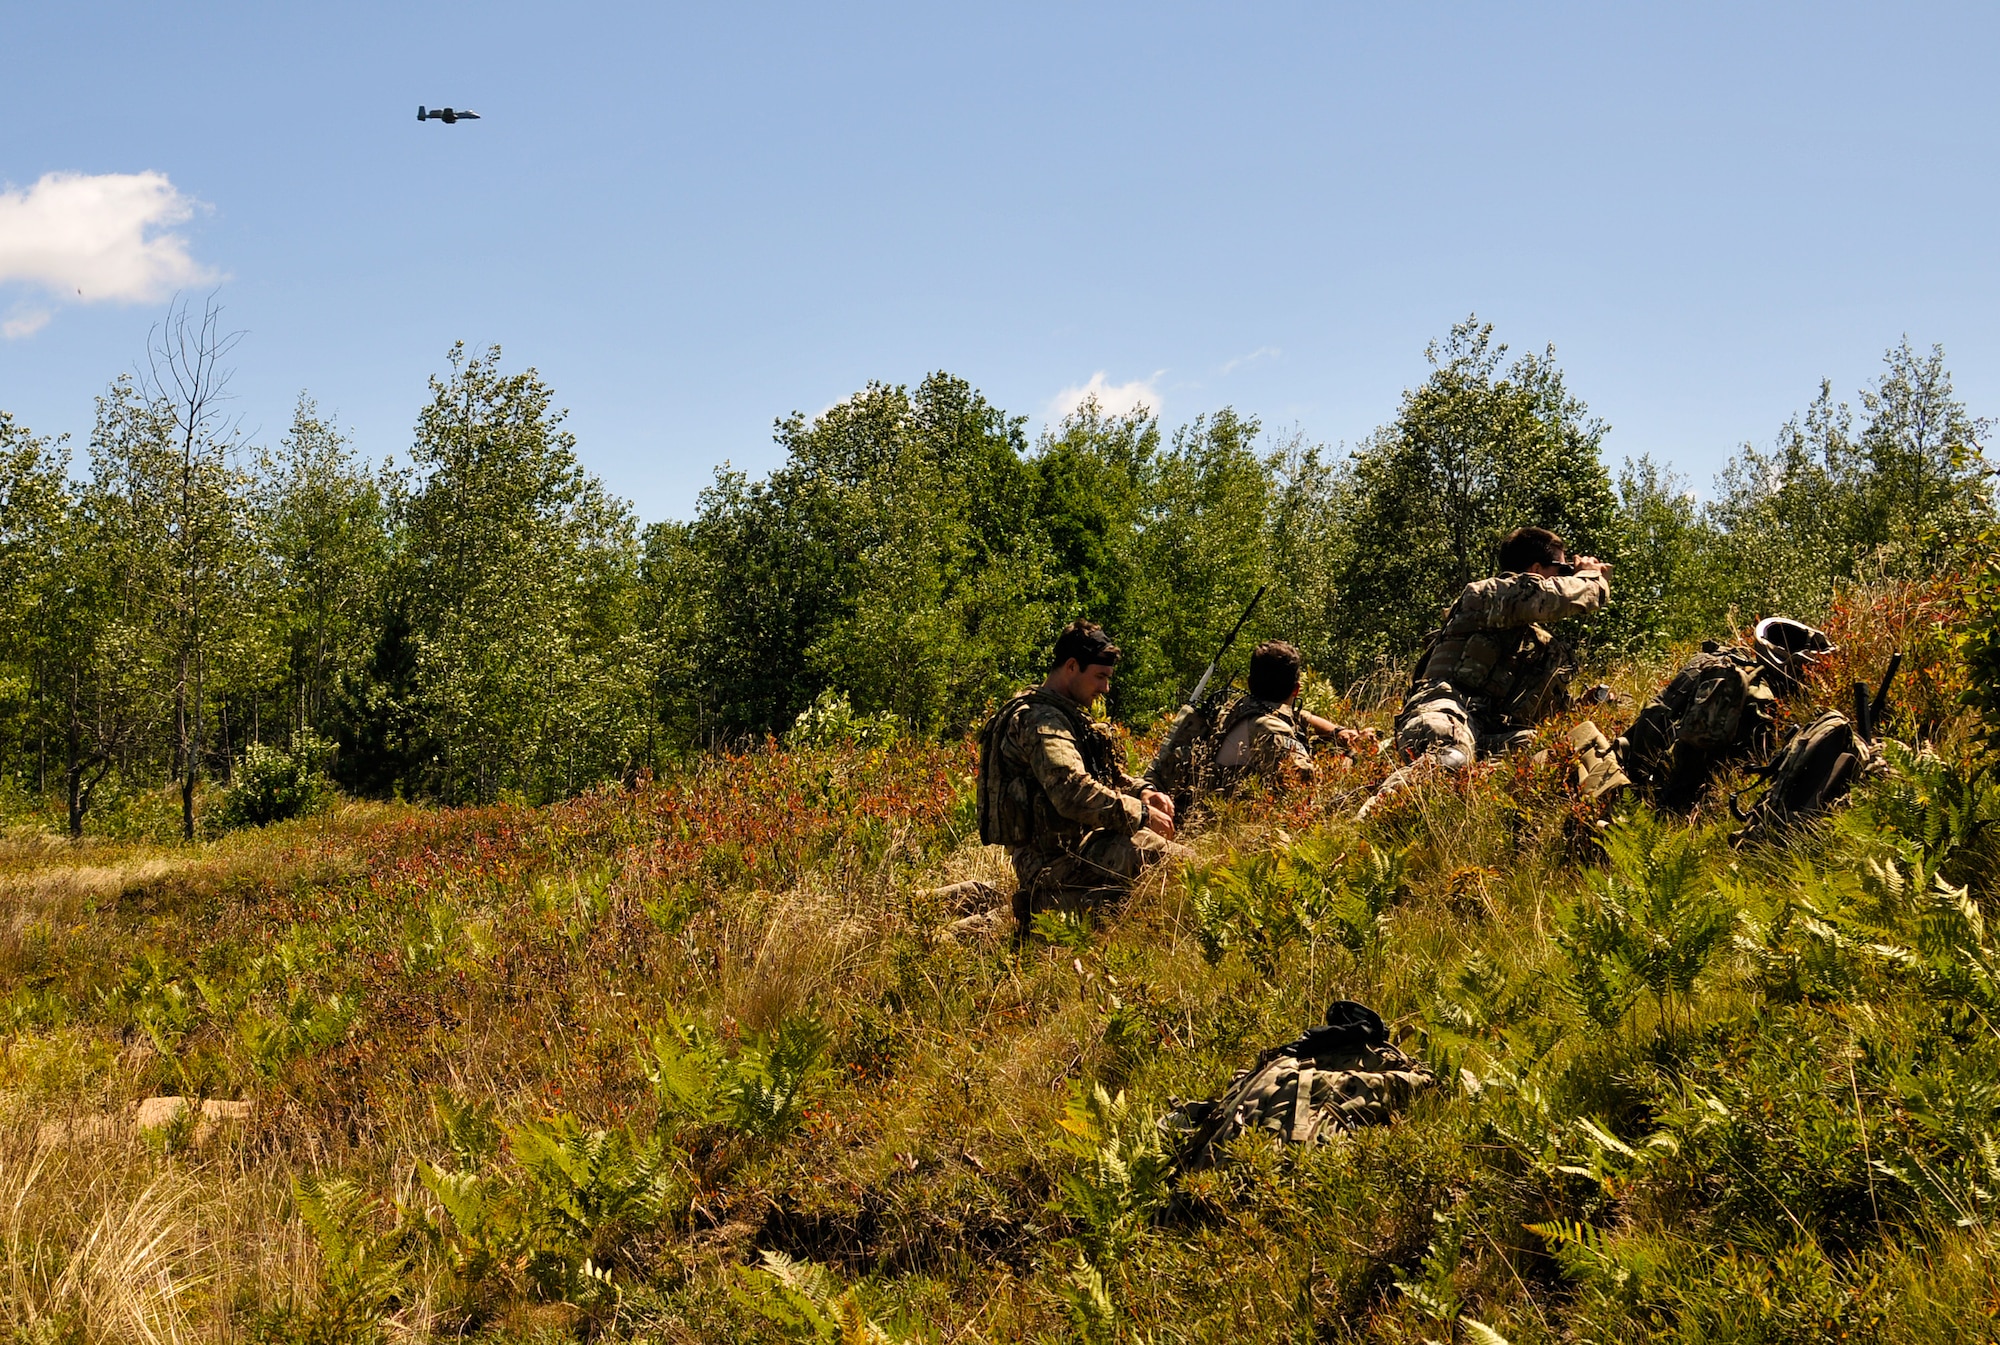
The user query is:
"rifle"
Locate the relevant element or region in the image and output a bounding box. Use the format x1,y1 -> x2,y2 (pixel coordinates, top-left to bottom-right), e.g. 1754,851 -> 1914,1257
1145,585 -> 1267,801
1185,584 -> 1268,709
1852,652 -> 1901,740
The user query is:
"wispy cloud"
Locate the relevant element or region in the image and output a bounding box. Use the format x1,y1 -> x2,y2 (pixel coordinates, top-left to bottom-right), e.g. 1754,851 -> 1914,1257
0,171 -> 218,337
1218,345 -> 1280,375
1048,370 -> 1164,422
2,305 -> 52,339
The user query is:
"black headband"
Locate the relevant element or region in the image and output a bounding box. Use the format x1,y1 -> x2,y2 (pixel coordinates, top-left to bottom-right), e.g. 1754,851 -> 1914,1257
1074,630 -> 1121,666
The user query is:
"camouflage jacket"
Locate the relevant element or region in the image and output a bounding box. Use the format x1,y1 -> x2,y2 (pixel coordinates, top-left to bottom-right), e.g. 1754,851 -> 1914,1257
983,688 -> 1149,857
1413,571 -> 1609,730
1202,695 -> 1314,793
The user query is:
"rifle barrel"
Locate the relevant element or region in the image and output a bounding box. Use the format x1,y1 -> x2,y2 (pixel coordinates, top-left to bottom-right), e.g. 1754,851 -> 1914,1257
1186,585 -> 1268,705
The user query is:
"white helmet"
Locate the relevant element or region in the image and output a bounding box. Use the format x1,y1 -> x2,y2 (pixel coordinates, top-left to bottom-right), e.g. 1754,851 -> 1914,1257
1752,616 -> 1835,682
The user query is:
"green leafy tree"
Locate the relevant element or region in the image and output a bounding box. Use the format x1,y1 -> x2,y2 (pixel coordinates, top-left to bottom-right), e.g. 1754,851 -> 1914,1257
140,298 -> 264,838
1333,318 -> 1618,675
256,397 -> 389,743
0,413 -> 73,804
678,373 -> 1050,737
1600,455 -> 1730,651
1708,381 -> 1859,622
1852,338 -> 1993,567
1124,409 -> 1274,721
370,343 -> 647,803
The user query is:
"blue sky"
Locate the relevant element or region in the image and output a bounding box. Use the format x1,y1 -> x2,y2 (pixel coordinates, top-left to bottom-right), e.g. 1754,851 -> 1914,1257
2,2 -> 1995,521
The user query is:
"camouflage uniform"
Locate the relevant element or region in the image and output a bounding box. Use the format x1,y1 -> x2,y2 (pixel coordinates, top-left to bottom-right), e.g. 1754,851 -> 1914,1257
1200,695 -> 1316,794
1393,569 -> 1609,763
982,688 -> 1183,923
1356,571 -> 1610,817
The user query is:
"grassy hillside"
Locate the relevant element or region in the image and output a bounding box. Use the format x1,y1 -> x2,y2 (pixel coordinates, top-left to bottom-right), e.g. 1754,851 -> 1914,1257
3,580 -> 1998,1344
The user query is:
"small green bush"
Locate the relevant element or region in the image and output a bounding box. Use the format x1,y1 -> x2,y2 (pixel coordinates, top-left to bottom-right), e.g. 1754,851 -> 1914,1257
221,730 -> 338,829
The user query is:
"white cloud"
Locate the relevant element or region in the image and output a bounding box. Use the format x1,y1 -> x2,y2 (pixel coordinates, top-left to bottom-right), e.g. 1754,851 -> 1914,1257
2,305 -> 52,339
1048,370 -> 1164,422
0,171 -> 217,336
1218,345 -> 1280,375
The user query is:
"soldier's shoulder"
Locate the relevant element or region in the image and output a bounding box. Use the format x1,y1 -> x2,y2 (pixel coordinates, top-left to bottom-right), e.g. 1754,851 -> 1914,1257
1012,695 -> 1083,737
1251,706 -> 1301,736
1454,572 -> 1539,614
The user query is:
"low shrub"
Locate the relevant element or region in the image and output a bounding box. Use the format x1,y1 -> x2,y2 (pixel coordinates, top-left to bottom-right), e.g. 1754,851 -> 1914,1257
220,730 -> 338,829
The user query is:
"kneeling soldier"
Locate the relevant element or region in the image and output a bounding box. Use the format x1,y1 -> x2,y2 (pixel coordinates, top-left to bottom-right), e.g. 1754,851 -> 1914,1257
977,621 -> 1186,931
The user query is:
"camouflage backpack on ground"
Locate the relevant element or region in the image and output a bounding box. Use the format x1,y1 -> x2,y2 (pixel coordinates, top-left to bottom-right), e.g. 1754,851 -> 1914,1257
1730,710 -> 1881,844
1730,653 -> 1901,845
1617,644 -> 1778,808
1165,1001 -> 1436,1172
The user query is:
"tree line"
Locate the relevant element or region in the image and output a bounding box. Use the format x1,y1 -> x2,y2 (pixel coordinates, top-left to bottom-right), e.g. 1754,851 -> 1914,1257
0,303 -> 1990,832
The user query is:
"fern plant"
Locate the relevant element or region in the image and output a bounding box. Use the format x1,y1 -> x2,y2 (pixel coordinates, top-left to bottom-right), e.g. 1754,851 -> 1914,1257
292,1174 -> 409,1342
733,1249 -> 910,1342
639,1010 -> 829,1141
1557,810 -> 1729,1035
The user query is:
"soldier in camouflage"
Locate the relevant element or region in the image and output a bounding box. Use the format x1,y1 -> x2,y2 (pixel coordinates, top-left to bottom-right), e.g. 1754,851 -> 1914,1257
1202,641 -> 1379,796
977,621 -> 1186,931
1363,526 -> 1610,813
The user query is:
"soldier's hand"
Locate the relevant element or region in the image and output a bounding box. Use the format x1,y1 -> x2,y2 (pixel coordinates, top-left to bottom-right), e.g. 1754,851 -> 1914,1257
1337,727 -> 1385,756
1573,555 -> 1612,577
1142,789 -> 1177,840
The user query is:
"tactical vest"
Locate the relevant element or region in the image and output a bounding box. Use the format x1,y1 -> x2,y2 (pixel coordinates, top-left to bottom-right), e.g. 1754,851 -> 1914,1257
1199,696 -> 1302,794
1168,1001 -> 1436,1172
976,689 -> 1121,848
1414,595 -> 1567,730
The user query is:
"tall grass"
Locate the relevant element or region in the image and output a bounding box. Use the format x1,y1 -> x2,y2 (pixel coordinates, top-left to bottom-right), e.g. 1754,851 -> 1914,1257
0,580 -> 1994,1341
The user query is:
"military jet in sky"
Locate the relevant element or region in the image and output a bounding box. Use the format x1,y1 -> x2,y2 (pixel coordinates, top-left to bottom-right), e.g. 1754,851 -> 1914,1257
417,105 -> 481,124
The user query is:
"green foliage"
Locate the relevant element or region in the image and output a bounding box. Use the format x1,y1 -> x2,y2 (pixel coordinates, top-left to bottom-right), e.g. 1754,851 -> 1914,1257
1960,531 -> 2000,751
239,990 -> 357,1078
733,1250 -> 911,1343
219,729 -> 338,829
507,1116 -> 680,1304
1190,834 -> 1408,973
785,688 -> 901,750
640,1011 -> 830,1141
1050,1081 -> 1173,1267
1331,317 -> 1619,674
7,321 -> 1993,823
291,1174 -> 408,1344
1556,810 -> 1730,1033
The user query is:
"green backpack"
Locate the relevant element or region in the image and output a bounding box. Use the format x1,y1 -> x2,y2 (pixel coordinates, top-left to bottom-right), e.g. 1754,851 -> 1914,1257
1165,1002 -> 1436,1172
1731,711 -> 1877,843
1143,699 -> 1225,816
1731,654 -> 1900,845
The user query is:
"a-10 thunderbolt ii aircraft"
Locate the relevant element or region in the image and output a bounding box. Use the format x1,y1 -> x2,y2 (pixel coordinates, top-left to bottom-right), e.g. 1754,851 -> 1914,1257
417,105 -> 481,124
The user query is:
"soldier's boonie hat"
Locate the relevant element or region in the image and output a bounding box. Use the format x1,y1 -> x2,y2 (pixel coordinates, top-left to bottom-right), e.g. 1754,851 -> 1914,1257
1752,617 -> 1835,674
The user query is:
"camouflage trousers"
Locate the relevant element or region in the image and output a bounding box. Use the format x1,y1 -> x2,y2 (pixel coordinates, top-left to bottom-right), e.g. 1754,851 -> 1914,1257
1391,683 -> 1535,762
1010,828 -> 1186,927
1361,684 -> 1533,817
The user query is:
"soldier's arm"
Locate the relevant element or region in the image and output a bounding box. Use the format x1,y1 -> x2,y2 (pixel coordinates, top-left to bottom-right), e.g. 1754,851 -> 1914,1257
1472,572 -> 1609,628
1020,714 -> 1149,834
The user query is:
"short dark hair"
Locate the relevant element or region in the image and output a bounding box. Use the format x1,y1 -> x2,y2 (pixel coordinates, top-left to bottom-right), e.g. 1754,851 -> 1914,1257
1247,641 -> 1303,701
1497,526 -> 1566,574
1050,619 -> 1121,671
